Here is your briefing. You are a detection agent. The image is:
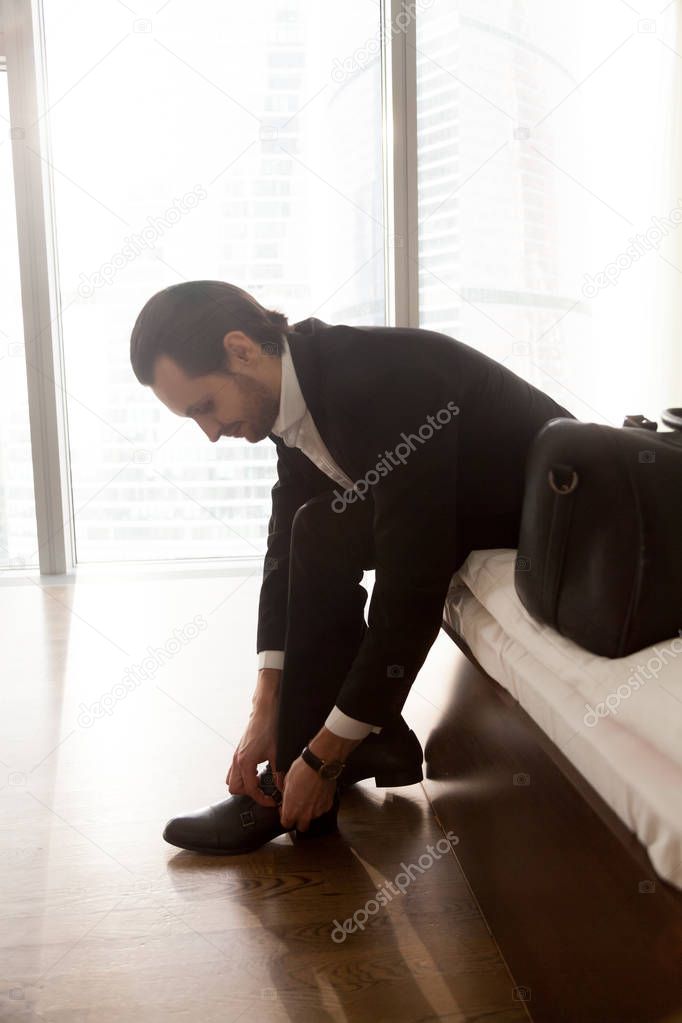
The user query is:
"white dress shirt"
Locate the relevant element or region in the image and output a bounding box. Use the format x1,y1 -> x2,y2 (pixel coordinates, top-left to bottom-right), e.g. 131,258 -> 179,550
257,334 -> 382,741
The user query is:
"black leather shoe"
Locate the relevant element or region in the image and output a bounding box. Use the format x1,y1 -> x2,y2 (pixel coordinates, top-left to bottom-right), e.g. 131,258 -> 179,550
338,720 -> 424,793
163,763 -> 340,855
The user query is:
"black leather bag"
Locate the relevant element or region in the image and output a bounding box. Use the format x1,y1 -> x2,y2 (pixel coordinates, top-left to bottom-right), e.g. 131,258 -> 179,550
514,408 -> 682,658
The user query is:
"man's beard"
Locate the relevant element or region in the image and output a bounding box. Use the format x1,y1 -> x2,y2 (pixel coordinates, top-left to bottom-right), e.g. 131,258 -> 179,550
230,373 -> 280,442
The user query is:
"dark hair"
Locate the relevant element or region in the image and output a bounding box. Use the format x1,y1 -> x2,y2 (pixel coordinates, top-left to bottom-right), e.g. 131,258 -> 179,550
129,280 -> 288,385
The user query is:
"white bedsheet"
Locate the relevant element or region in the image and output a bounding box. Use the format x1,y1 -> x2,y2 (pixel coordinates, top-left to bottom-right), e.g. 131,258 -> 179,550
443,548 -> 682,891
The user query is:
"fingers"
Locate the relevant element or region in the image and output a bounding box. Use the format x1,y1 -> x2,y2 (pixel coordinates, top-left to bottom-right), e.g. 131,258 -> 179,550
280,791 -> 332,831
240,755 -> 277,807
227,751 -> 277,806
226,753 -> 245,794
279,807 -> 298,830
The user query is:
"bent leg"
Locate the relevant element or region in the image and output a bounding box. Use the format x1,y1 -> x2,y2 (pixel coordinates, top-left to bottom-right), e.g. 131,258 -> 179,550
274,489 -> 376,774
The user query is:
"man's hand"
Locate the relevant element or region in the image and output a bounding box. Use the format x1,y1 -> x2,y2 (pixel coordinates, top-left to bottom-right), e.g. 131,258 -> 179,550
226,668 -> 281,808
279,756 -> 337,831
279,725 -> 363,831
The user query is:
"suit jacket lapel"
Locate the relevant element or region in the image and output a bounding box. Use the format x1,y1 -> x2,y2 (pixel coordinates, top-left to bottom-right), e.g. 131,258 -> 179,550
285,323 -> 362,484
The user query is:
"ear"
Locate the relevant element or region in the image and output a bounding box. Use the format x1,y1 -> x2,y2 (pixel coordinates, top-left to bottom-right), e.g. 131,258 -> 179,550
222,330 -> 255,364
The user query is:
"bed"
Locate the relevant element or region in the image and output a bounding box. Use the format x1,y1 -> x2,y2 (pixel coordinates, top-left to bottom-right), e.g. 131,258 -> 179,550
442,547 -> 682,891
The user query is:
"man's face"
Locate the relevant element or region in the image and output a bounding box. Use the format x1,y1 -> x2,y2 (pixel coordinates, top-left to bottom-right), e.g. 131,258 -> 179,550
151,331 -> 281,444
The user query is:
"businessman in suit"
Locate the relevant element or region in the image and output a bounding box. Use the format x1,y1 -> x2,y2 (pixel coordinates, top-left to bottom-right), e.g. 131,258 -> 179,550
130,280 -> 577,854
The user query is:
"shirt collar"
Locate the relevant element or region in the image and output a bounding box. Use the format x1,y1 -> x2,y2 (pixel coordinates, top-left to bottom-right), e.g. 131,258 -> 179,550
271,334 -> 307,437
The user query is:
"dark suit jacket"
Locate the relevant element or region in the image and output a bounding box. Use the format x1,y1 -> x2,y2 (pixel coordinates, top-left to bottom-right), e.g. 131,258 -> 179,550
256,317 -> 577,727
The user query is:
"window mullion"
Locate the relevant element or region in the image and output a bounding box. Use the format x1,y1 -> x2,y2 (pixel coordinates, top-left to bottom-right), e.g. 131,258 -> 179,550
381,0 -> 419,328
3,0 -> 75,575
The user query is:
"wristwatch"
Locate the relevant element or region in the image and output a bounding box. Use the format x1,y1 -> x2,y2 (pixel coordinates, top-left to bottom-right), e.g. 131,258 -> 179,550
301,744 -> 346,780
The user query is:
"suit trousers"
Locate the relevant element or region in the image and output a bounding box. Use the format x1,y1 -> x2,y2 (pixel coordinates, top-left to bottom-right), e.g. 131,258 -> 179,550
274,487 -> 377,774
273,483 -> 523,775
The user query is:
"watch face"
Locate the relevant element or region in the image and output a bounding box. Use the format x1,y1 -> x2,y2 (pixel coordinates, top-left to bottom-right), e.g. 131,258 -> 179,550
320,760 -> 344,780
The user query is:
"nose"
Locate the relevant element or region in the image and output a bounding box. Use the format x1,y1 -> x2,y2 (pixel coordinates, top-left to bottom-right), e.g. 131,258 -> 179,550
197,416 -> 222,443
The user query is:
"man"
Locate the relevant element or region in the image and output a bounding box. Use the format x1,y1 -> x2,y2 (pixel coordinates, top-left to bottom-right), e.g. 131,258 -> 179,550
130,280 -> 577,855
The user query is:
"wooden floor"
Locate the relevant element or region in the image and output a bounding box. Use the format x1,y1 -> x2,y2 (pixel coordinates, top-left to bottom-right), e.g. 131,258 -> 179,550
0,564 -> 527,1023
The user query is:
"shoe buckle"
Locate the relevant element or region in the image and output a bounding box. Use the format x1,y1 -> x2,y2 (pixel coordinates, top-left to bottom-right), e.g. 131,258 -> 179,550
240,809 -> 256,828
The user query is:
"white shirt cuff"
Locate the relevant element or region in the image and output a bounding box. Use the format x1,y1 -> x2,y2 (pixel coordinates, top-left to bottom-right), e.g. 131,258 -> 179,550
257,650 -> 285,670
325,705 -> 382,740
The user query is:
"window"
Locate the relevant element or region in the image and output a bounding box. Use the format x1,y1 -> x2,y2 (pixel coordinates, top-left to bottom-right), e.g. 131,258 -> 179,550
416,0 -> 681,423
40,0 -> 385,563
8,0 -> 681,573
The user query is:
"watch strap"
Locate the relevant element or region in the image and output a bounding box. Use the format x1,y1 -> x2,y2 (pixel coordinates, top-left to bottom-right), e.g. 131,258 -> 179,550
301,744 -> 324,772
301,744 -> 346,778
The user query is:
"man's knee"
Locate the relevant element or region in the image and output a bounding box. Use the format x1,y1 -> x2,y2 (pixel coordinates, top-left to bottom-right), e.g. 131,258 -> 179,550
291,492 -> 372,569
291,493 -> 334,543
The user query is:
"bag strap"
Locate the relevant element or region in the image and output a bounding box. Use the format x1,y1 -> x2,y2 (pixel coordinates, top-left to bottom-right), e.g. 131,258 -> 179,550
541,463 -> 578,619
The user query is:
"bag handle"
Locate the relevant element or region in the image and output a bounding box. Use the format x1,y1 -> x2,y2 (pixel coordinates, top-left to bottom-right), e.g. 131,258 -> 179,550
661,407 -> 682,431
